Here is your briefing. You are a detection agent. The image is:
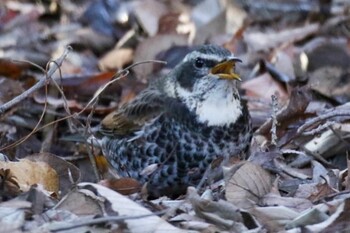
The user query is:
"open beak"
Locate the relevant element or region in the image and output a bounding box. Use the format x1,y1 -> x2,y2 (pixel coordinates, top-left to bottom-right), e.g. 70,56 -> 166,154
210,57 -> 242,81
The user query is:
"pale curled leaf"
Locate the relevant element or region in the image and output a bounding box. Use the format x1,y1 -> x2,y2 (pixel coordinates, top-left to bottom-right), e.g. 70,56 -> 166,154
305,198 -> 350,232
274,158 -> 311,180
187,187 -> 245,230
225,161 -> 273,209
262,193 -> 313,212
285,208 -> 328,230
252,206 -> 299,229
78,183 -> 184,233
55,188 -> 104,216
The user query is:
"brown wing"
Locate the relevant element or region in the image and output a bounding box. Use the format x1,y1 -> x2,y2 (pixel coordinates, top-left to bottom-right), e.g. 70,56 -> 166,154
100,87 -> 166,136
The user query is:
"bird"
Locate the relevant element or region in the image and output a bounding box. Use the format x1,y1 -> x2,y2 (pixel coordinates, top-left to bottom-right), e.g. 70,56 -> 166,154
100,44 -> 252,198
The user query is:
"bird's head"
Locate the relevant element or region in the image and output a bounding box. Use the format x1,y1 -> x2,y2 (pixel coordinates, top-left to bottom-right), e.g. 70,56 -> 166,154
164,45 -> 243,127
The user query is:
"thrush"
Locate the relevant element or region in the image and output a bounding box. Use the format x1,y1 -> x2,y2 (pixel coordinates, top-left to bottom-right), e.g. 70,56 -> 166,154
100,45 -> 252,197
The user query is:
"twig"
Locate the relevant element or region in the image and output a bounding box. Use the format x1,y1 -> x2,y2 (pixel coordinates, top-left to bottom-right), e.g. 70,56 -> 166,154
270,94 -> 279,146
83,97 -> 100,181
0,59 -> 166,152
0,46 -> 72,115
50,210 -> 167,232
48,60 -> 78,133
0,74 -> 50,151
297,109 -> 350,134
301,121 -> 337,136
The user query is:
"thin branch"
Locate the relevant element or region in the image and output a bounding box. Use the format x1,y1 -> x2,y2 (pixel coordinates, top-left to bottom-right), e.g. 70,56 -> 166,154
301,121 -> 337,136
297,109 -> 350,134
50,210 -> 167,232
270,94 -> 279,146
0,46 -> 72,115
0,59 -> 165,152
0,71 -> 50,151
83,97 -> 100,181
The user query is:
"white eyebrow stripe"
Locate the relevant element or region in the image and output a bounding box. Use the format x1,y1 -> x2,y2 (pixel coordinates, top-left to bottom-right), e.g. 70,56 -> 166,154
183,51 -> 234,62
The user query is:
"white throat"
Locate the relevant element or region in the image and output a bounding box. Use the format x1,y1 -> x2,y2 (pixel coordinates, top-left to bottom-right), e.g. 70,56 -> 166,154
175,84 -> 242,126
196,91 -> 242,126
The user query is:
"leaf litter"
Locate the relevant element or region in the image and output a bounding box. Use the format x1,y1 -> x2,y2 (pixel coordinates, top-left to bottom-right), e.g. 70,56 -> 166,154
1,0 -> 350,232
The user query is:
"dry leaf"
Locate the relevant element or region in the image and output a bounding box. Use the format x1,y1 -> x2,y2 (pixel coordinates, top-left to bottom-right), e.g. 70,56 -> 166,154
0,200 -> 31,232
187,187 -> 246,231
0,168 -> 21,200
99,177 -> 141,195
0,159 -> 58,193
309,182 -> 337,203
304,124 -> 350,159
99,48 -> 134,71
256,87 -> 313,138
225,161 -> 273,209
26,153 -> 80,195
78,183 -> 184,233
286,208 -> 328,230
133,34 -> 188,80
241,73 -> 288,102
192,0 -> 226,44
306,198 -> 350,232
252,206 -> 299,231
55,188 -> 104,216
274,158 -> 311,180
0,78 -> 24,105
243,23 -> 319,52
133,0 -> 168,36
270,50 -> 296,83
262,193 -> 313,212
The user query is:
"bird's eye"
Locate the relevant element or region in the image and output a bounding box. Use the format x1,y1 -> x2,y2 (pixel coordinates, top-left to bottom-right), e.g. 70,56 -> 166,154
194,58 -> 204,68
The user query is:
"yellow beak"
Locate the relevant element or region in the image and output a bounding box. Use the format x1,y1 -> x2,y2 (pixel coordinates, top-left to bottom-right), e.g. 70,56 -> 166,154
210,58 -> 242,81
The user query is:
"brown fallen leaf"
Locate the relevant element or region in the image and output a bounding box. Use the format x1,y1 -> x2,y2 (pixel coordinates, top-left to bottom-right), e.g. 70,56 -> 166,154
0,168 -> 21,200
0,77 -> 24,105
308,182 -> 337,203
225,161 -> 274,209
256,87 -> 313,141
241,72 -> 288,102
99,177 -> 141,195
26,153 -> 80,195
0,58 -> 28,79
0,159 -> 58,193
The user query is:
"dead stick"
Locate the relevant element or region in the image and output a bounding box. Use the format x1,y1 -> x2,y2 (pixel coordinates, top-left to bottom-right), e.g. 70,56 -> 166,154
0,46 -> 71,115
50,210 -> 167,232
297,109 -> 350,134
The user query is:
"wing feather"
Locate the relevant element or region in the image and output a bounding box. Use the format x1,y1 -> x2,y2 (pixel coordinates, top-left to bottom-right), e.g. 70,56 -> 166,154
100,87 -> 166,136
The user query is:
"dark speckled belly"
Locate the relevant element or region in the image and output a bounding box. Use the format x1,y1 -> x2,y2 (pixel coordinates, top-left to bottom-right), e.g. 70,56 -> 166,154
102,106 -> 251,197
